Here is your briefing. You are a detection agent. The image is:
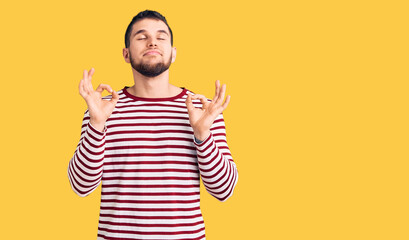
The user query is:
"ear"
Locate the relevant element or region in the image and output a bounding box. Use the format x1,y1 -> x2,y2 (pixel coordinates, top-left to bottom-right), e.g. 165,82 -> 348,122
171,47 -> 177,63
123,48 -> 130,63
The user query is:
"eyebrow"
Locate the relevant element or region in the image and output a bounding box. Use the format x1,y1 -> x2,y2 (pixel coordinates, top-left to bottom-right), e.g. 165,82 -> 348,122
133,29 -> 169,37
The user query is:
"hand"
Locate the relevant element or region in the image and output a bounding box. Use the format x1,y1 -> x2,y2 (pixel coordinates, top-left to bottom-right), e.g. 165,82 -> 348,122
185,80 -> 231,141
79,68 -> 119,131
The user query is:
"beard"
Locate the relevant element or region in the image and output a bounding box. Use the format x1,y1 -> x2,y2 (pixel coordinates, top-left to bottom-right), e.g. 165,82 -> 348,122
130,51 -> 172,77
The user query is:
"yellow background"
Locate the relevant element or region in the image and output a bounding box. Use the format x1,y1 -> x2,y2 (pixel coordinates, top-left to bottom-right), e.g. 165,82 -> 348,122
1,0 -> 408,239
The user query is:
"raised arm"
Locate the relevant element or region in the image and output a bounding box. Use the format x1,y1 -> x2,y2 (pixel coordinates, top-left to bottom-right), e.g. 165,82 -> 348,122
186,80 -> 238,201
67,68 -> 119,197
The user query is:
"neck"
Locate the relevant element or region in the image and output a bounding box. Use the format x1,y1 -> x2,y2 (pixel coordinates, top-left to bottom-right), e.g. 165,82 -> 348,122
128,69 -> 180,98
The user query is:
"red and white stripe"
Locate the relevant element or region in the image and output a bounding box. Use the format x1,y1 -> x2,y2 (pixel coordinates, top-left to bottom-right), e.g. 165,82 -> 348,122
68,87 -> 238,240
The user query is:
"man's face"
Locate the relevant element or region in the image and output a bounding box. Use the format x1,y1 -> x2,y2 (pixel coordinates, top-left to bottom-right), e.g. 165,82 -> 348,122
124,18 -> 176,77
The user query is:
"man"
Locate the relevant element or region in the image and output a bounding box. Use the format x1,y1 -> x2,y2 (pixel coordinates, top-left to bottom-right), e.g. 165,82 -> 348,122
68,10 -> 238,240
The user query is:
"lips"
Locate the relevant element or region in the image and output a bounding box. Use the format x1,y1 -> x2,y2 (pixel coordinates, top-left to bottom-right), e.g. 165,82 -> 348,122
144,50 -> 161,56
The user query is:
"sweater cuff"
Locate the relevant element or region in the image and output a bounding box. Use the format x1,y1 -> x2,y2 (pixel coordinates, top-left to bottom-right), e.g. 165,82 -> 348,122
194,132 -> 213,148
194,137 -> 203,144
87,122 -> 107,140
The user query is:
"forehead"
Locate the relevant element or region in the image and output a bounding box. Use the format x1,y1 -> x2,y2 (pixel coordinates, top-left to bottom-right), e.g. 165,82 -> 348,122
131,18 -> 170,35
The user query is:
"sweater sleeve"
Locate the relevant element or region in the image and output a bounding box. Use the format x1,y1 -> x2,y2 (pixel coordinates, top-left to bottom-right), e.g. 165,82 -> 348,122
67,110 -> 107,197
194,114 -> 238,202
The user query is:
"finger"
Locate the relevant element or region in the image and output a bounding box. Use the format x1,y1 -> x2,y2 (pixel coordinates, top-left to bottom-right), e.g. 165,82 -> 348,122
79,78 -> 88,95
96,84 -> 113,93
87,68 -> 96,91
79,79 -> 85,96
191,94 -> 207,100
216,83 -> 226,105
87,68 -> 95,89
221,95 -> 231,111
191,94 -> 209,109
185,93 -> 195,112
110,90 -> 120,105
89,67 -> 95,79
83,69 -> 94,93
213,80 -> 220,103
191,94 -> 206,100
83,69 -> 88,80
79,75 -> 90,95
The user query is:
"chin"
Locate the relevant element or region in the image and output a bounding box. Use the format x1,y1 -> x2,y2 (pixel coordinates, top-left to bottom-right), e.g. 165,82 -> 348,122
143,58 -> 163,64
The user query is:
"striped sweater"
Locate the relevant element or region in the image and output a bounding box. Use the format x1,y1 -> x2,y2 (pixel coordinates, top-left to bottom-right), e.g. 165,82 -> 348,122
67,86 -> 238,240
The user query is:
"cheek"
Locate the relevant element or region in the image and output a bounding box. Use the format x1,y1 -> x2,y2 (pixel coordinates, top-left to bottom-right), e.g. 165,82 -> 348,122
164,47 -> 173,56
129,43 -> 142,53
129,48 -> 140,59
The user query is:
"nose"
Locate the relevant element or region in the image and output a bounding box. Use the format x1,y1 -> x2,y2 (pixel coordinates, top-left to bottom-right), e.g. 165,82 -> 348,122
147,38 -> 157,47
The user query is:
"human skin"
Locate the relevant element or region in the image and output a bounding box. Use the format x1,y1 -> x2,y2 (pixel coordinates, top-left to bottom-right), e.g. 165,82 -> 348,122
78,18 -> 230,141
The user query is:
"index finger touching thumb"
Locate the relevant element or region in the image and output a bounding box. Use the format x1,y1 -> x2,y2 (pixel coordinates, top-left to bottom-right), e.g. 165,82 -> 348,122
185,93 -> 194,111
111,90 -> 120,103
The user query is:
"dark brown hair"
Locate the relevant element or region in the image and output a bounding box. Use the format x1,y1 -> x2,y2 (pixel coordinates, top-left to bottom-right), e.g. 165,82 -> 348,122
124,10 -> 173,48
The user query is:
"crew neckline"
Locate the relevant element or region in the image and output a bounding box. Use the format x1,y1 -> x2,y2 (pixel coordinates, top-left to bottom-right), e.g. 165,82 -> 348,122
122,86 -> 187,101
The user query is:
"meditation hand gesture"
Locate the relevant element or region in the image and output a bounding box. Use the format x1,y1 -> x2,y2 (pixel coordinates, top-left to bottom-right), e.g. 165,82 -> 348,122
185,80 -> 231,141
79,68 -> 119,131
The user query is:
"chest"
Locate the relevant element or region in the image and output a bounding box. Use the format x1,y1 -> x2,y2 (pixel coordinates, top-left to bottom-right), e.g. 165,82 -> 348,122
103,103 -> 196,159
